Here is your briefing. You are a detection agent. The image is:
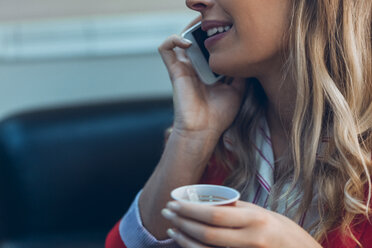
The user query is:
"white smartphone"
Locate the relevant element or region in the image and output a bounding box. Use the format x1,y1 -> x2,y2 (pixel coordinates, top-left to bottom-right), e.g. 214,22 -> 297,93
181,22 -> 224,85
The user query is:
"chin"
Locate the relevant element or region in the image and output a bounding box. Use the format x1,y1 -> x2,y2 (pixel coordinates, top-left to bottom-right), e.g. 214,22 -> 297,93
209,56 -> 234,76
209,58 -> 244,78
209,53 -> 261,78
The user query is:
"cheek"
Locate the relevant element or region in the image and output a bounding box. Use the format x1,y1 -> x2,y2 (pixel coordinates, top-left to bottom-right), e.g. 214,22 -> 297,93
209,2 -> 290,77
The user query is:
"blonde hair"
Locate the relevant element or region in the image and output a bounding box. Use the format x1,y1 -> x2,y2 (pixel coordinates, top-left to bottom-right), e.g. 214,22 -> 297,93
216,0 -> 372,245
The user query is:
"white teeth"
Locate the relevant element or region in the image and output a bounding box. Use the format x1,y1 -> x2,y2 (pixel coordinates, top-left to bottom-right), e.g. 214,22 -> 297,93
206,25 -> 232,37
207,27 -> 218,37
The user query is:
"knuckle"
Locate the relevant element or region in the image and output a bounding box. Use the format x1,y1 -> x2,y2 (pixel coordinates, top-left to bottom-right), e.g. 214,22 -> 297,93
254,212 -> 270,227
170,34 -> 179,40
158,42 -> 166,52
252,235 -> 268,248
158,35 -> 175,51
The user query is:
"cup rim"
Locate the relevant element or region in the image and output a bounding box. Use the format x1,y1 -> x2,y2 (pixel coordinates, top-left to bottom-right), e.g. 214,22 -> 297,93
171,184 -> 241,205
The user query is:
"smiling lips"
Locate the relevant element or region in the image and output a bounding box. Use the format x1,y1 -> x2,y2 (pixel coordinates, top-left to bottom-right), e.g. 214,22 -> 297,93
202,20 -> 233,49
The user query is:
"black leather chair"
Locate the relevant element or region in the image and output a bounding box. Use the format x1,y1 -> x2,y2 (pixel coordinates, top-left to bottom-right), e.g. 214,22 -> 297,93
0,98 -> 174,248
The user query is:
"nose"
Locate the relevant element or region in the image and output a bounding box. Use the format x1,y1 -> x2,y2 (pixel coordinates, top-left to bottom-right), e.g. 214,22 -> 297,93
186,0 -> 213,12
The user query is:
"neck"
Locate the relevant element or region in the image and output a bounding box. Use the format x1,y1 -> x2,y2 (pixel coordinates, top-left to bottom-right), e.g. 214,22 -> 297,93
256,66 -> 296,160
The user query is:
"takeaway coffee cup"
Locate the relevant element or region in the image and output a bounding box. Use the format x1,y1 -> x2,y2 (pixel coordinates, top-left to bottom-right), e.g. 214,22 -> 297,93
171,184 -> 240,206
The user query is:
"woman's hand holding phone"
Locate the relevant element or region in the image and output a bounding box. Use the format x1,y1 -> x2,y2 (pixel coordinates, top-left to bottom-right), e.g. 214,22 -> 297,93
138,19 -> 247,240
158,21 -> 246,141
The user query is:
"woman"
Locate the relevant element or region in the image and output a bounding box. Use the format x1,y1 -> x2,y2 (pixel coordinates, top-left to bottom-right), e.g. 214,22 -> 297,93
106,0 -> 372,247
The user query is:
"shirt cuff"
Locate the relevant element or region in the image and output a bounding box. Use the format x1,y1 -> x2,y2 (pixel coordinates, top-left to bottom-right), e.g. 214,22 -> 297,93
119,190 -> 179,248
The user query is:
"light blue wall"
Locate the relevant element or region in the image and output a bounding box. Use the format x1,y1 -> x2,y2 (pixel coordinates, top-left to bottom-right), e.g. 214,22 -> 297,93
0,12 -> 197,119
0,53 -> 171,118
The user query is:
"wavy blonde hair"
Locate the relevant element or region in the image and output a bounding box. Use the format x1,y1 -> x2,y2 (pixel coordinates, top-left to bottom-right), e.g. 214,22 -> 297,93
215,0 -> 372,245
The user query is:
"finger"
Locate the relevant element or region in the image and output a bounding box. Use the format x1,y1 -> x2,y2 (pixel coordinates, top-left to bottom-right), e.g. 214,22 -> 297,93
174,46 -> 192,65
158,34 -> 192,68
176,15 -> 201,63
164,211 -> 245,248
166,201 -> 252,228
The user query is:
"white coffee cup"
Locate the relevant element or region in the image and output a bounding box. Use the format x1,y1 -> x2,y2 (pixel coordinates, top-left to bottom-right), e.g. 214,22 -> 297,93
171,184 -> 240,206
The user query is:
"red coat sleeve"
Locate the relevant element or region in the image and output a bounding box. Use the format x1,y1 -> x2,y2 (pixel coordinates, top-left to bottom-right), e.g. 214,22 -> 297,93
359,220 -> 372,248
322,215 -> 372,248
105,221 -> 127,248
323,173 -> 372,247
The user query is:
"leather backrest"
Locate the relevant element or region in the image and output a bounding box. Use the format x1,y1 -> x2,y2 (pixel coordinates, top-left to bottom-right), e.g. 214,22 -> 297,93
0,98 -> 173,242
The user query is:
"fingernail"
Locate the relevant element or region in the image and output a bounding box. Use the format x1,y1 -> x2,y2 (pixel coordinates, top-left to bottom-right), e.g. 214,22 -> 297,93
167,228 -> 177,238
161,208 -> 177,219
182,38 -> 192,45
167,201 -> 181,211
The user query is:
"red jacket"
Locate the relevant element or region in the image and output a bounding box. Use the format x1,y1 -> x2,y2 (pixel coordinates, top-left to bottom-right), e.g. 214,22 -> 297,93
105,158 -> 372,248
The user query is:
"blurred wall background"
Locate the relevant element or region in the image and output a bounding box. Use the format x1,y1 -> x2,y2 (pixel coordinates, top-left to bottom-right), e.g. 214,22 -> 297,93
0,0 -> 197,119
0,0 -> 186,21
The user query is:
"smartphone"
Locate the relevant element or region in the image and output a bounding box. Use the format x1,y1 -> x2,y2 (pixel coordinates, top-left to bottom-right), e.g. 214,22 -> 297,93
181,22 -> 224,85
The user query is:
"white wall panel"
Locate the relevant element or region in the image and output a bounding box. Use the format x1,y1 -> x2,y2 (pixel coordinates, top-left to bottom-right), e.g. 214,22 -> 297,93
0,12 -> 198,119
0,0 -> 187,22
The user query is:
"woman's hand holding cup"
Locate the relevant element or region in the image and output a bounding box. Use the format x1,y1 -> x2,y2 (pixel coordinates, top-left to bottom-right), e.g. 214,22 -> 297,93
161,185 -> 322,248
